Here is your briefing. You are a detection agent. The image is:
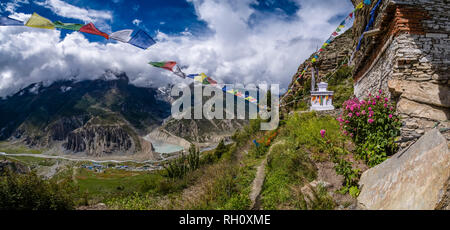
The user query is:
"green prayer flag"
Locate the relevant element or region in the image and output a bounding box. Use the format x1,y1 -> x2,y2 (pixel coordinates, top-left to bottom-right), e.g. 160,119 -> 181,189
54,21 -> 84,31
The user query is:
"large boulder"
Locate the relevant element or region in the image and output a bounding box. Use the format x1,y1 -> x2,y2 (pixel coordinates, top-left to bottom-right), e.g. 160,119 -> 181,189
358,129 -> 450,210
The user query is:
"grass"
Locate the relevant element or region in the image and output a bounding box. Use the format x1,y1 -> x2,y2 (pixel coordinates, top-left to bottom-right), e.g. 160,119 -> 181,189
260,112 -> 343,210
74,168 -> 163,203
0,142 -> 45,154
105,119 -> 268,210
3,155 -> 56,167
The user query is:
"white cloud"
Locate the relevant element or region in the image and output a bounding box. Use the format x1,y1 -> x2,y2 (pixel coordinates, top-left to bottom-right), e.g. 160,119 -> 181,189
35,0 -> 112,30
0,0 -> 354,97
132,19 -> 142,26
1,0 -> 30,14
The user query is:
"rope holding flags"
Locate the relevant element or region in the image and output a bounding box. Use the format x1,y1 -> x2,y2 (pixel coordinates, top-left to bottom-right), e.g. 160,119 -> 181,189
0,12 -> 157,50
356,0 -> 381,51
150,61 -> 268,109
281,0 -> 372,105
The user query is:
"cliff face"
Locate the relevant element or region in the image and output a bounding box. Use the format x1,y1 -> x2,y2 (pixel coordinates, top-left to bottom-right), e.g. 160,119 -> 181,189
350,0 -> 449,145
160,84 -> 248,144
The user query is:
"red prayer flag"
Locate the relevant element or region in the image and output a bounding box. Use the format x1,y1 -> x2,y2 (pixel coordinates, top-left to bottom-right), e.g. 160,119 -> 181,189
162,62 -> 177,71
79,23 -> 109,39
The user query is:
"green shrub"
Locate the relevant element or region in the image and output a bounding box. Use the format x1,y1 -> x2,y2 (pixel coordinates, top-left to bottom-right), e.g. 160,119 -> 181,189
0,170 -> 77,210
338,91 -> 401,167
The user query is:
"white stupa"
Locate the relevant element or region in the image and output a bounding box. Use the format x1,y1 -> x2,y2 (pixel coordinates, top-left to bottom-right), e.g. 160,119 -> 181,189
310,82 -> 334,111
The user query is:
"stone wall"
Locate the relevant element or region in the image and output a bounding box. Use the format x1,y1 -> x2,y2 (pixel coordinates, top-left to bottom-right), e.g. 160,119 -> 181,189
351,0 -> 449,145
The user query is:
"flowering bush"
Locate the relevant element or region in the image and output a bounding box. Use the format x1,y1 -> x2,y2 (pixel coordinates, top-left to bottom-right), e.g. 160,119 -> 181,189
337,90 -> 401,167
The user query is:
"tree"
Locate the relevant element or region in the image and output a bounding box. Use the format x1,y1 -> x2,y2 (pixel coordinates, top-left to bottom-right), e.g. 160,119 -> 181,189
214,139 -> 227,160
0,170 -> 77,210
266,90 -> 272,109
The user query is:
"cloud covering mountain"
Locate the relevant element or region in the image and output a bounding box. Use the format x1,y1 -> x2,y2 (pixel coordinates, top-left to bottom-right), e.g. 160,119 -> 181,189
0,0 -> 353,97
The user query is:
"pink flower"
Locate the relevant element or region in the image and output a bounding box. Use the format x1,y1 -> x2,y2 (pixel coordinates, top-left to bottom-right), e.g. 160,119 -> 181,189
348,113 -> 353,118
361,100 -> 366,105
372,100 -> 376,105
345,120 -> 350,124
356,112 -> 360,117
368,107 -> 372,111
379,89 -> 383,94
361,110 -> 366,115
320,129 -> 326,138
384,98 -> 389,102
384,104 -> 388,108
368,119 -> 374,124
376,95 -> 380,100
389,114 -> 393,119
350,133 -> 354,137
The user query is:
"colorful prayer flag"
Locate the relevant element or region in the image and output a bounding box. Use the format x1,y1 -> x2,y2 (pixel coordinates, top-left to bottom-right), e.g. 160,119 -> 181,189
54,21 -> 84,31
128,30 -> 156,50
110,29 -> 133,43
79,23 -> 109,39
25,13 -> 54,30
149,61 -> 177,71
0,16 -> 24,26
356,2 -> 364,10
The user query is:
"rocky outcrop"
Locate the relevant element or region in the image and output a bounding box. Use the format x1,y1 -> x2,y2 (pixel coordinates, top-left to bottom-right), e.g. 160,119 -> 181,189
64,125 -> 137,157
47,116 -> 89,141
358,129 -> 449,210
0,160 -> 30,174
146,129 -> 191,149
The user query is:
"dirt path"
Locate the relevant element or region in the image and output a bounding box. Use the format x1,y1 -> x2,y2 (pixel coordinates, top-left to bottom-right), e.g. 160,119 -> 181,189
249,141 -> 284,210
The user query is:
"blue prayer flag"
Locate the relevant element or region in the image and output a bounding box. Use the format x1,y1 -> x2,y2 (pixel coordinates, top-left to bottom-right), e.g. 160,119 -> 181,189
0,16 -> 24,26
187,74 -> 199,79
128,30 -> 156,50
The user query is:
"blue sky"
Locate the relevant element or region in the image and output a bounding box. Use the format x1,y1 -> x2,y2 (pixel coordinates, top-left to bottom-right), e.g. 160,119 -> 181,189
0,0 -> 354,97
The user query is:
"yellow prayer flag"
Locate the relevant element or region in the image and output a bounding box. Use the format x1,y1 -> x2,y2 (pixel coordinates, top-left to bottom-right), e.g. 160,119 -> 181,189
25,13 -> 55,29
356,2 -> 364,9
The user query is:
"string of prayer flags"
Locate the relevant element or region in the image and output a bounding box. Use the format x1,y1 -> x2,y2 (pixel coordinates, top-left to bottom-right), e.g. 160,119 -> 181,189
128,29 -> 156,50
188,73 -> 217,85
54,21 -> 84,31
356,0 -> 382,51
282,1 -> 372,104
173,65 -> 187,79
2,11 -> 157,50
0,15 -> 24,26
79,22 -> 109,39
110,29 -> 134,43
25,13 -> 54,30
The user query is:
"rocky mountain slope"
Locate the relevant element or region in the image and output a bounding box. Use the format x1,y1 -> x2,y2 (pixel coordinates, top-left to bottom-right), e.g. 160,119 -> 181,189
0,72 -> 171,157
154,84 -> 250,145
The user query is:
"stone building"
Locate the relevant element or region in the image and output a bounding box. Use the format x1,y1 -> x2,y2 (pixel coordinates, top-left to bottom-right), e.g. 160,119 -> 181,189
351,0 -> 449,144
